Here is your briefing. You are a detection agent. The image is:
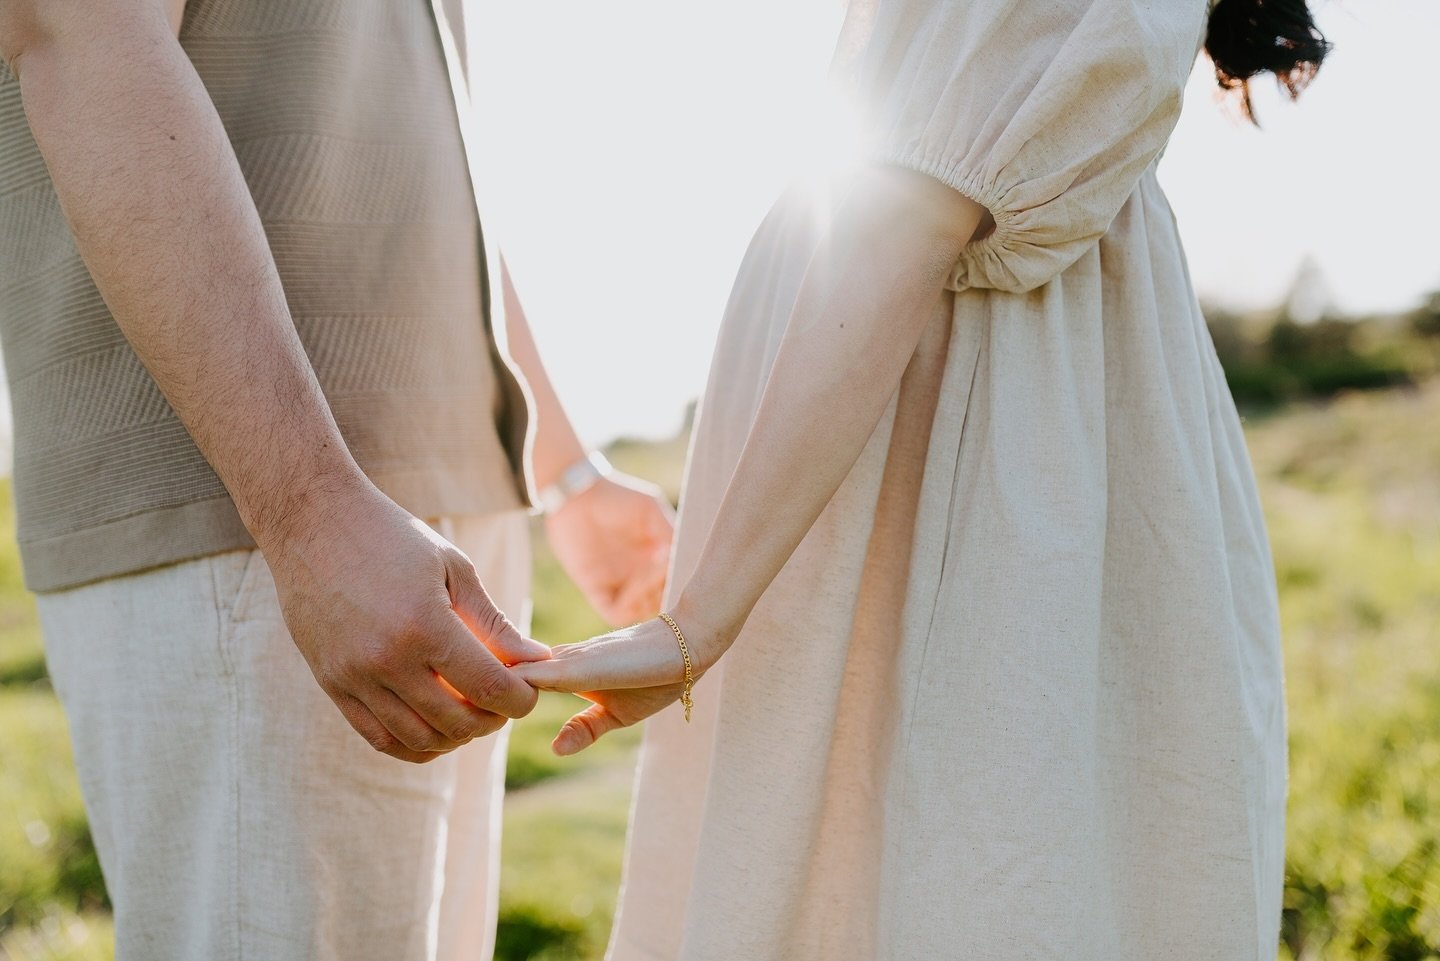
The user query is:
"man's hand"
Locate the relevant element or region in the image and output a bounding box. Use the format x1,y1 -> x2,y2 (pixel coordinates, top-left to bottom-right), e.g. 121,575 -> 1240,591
265,478 -> 550,763
2,0 -> 550,765
545,474 -> 674,626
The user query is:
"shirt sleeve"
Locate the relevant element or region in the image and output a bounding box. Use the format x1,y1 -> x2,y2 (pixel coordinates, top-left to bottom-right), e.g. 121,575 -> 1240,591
845,0 -> 1207,293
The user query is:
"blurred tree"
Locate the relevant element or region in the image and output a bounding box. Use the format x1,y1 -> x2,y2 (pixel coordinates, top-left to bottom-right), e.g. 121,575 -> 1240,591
1409,289 -> 1440,338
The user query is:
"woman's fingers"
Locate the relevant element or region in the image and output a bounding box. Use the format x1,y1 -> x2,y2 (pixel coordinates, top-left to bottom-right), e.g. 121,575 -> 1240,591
511,624 -> 681,692
510,648 -> 600,693
553,702 -> 626,756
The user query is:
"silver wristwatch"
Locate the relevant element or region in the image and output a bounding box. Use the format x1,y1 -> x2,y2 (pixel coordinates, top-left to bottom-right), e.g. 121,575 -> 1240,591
538,451 -> 613,514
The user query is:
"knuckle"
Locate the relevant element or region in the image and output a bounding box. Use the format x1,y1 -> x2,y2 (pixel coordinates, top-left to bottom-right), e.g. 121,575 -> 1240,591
514,682 -> 540,715
446,716 -> 480,743
573,714 -> 599,744
415,605 -> 462,652
363,638 -> 410,680
313,666 -> 345,696
388,719 -> 441,754
470,666 -> 514,707
450,553 -> 481,588
477,603 -> 510,640
365,730 -> 400,755
326,652 -> 370,689
473,714 -> 507,739
415,728 -> 453,753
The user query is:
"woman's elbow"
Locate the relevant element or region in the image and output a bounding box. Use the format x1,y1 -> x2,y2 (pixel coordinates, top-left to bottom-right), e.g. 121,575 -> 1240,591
845,165 -> 989,281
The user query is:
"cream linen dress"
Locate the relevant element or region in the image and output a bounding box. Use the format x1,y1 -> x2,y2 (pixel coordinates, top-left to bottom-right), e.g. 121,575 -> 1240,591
608,1 -> 1284,959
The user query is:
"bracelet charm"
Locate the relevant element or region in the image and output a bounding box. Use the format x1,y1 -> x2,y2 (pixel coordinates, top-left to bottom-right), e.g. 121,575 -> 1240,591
657,612 -> 695,723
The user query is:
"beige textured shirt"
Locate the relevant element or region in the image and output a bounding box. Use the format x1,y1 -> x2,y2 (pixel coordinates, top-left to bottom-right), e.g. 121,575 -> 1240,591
0,0 -> 531,592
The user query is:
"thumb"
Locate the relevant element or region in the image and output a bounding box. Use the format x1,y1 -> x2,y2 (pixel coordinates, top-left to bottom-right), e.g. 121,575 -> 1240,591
554,702 -> 625,756
446,554 -> 551,664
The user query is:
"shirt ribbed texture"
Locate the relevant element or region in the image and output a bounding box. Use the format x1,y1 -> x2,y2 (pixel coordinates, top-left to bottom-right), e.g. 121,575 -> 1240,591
0,0 -> 531,592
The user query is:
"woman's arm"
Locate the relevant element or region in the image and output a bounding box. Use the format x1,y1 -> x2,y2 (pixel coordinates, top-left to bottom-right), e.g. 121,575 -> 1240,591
672,167 -> 983,657
515,168 -> 984,751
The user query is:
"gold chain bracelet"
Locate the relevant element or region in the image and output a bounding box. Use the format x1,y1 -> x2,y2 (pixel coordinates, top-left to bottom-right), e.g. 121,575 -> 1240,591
657,612 -> 695,722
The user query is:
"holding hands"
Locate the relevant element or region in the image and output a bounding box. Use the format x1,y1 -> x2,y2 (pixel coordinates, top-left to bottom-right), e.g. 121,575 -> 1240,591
275,461 -> 674,763
265,478 -> 552,763
527,460 -> 698,755
514,612 -> 722,755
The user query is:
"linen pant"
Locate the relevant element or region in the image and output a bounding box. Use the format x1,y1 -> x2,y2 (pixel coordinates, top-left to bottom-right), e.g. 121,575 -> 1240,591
36,513 -> 532,961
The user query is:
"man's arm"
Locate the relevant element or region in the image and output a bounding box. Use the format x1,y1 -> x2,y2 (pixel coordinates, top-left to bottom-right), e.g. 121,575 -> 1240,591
500,260 -> 674,625
1,0 -> 546,761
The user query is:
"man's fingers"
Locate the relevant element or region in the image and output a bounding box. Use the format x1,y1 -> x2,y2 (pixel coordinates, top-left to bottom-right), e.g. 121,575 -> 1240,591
395,672 -> 509,743
553,702 -> 625,756
428,615 -> 540,719
445,555 -> 551,665
332,692 -> 444,764
366,686 -> 465,755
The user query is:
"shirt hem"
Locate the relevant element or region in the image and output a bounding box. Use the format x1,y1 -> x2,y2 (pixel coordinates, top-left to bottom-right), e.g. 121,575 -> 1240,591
23,464 -> 530,593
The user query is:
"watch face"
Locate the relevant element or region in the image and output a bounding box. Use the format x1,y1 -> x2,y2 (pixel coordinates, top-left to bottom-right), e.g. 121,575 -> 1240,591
541,452 -> 610,512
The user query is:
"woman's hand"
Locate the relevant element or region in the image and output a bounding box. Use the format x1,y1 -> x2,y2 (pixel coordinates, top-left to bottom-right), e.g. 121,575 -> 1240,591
519,167 -> 985,759
512,616 -> 718,755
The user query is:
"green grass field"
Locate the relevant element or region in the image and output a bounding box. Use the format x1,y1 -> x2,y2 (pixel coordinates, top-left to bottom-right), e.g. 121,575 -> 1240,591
2,384 -> 1439,960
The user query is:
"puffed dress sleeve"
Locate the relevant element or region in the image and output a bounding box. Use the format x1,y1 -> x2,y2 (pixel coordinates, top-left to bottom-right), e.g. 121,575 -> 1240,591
843,0 -> 1208,292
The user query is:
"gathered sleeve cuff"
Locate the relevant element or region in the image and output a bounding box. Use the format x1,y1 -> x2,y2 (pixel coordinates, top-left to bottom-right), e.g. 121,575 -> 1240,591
848,0 -> 1207,293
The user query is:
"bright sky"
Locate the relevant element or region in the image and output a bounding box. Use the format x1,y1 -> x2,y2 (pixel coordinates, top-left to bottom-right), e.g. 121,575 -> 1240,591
0,0 -> 1433,466
469,0 -> 1440,445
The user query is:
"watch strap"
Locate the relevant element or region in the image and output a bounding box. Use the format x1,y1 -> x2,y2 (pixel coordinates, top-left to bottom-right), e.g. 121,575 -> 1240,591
538,451 -> 613,514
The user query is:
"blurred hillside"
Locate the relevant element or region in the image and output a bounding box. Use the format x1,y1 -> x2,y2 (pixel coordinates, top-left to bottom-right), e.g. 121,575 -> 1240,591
1204,282 -> 1440,409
